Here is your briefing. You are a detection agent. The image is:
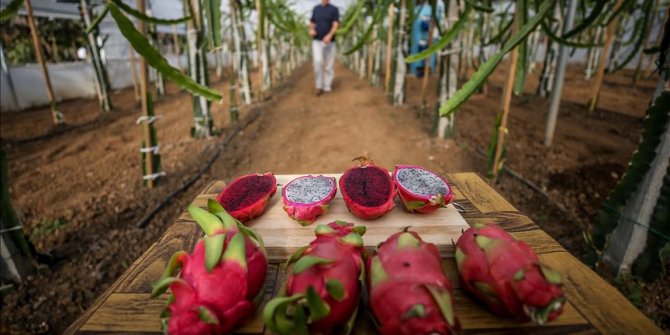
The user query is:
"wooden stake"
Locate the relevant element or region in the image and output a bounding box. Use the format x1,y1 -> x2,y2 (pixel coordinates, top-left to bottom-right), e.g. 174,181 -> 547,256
421,17 -> 435,108
256,0 -> 264,99
384,3 -> 395,94
492,16 -> 520,181
24,0 -> 63,124
172,25 -> 182,71
129,46 -> 140,102
645,4 -> 668,77
137,0 -> 155,188
588,0 -> 624,112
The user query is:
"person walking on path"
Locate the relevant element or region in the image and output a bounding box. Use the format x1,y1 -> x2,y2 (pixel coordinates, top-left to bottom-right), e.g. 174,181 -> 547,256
309,0 -> 339,95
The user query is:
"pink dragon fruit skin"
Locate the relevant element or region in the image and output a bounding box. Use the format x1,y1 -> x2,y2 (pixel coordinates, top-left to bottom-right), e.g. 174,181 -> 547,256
367,230 -> 460,335
455,224 -> 566,324
263,221 -> 366,334
216,173 -> 277,222
151,200 -> 268,335
282,175 -> 337,226
392,165 -> 454,214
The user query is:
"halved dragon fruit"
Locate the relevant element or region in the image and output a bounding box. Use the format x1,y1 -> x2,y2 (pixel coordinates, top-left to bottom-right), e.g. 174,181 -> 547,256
339,157 -> 395,220
216,173 -> 277,222
282,175 -> 337,226
392,165 -> 454,214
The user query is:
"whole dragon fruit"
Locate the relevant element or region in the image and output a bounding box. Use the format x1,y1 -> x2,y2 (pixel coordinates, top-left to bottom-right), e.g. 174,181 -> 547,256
151,200 -> 267,335
392,165 -> 454,214
367,229 -> 460,335
339,157 -> 395,220
282,175 -> 337,226
455,223 -> 565,324
216,173 -> 277,222
263,221 -> 366,334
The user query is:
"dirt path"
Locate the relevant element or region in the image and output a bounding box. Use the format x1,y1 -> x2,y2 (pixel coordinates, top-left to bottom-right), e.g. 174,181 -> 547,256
210,62 -> 475,178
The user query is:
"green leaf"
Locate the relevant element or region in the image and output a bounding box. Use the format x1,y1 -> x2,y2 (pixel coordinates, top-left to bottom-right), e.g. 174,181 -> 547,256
198,305 -> 220,324
540,265 -> 563,285
402,304 -> 426,319
397,232 -> 420,248
405,4 -> 471,63
188,205 -> 224,235
425,285 -> 456,326
540,18 -> 602,48
110,0 -> 191,25
86,7 -> 109,34
287,245 -> 309,266
306,286 -> 330,321
262,294 -> 306,334
561,0 -> 606,39
107,1 -> 222,101
223,232 -> 247,269
151,277 -> 187,298
344,0 -> 391,55
404,200 -> 426,211
0,0 -> 22,22
340,232 -> 364,247
293,255 -> 334,274
315,224 -> 336,235
439,0 -> 554,117
204,0 -> 222,48
204,234 -> 225,272
464,0 -> 493,12
514,0 -> 528,95
337,0 -> 364,36
325,279 -> 346,301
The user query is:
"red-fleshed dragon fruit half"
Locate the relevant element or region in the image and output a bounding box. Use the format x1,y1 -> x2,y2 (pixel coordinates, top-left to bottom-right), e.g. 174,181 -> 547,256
263,221 -> 366,334
151,200 -> 268,335
216,173 -> 277,222
455,223 -> 566,324
367,229 -> 460,335
339,157 -> 395,220
282,175 -> 337,226
392,165 -> 454,214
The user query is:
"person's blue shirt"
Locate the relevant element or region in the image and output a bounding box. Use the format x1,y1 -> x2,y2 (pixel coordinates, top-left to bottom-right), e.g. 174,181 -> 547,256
311,4 -> 339,41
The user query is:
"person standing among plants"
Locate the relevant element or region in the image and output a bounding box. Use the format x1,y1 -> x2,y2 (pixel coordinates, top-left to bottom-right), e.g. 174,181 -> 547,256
309,0 -> 340,95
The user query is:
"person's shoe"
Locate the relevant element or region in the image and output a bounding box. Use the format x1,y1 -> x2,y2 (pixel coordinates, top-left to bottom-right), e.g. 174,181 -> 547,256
316,89 -> 323,96
323,88 -> 332,94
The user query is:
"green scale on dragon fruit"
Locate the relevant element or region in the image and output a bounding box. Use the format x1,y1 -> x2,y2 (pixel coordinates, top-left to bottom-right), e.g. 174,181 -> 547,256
282,175 -> 337,226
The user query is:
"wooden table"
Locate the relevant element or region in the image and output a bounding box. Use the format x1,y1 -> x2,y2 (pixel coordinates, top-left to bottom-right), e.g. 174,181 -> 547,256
65,173 -> 663,335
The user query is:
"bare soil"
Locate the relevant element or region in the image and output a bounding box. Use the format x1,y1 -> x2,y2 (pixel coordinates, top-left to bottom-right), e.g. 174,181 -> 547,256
1,61 -> 666,333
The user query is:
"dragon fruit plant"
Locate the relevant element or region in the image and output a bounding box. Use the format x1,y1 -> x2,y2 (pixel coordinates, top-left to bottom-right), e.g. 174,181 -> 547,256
216,173 -> 277,222
455,223 -> 566,324
339,157 -> 396,220
263,221 -> 366,334
282,175 -> 337,226
151,200 -> 268,335
367,229 -> 460,335
392,165 -> 454,214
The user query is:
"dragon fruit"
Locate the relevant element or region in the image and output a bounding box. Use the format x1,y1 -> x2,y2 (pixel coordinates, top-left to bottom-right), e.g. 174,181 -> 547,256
216,172 -> 277,222
151,200 -> 268,335
454,223 -> 565,324
282,175 -> 337,226
263,221 -> 366,334
367,229 -> 460,334
392,165 -> 454,214
339,157 -> 395,220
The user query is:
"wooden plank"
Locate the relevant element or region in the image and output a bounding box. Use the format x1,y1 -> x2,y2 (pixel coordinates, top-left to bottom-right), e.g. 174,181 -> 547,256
182,174 -> 470,261
541,252 -> 664,335
447,173 -> 517,213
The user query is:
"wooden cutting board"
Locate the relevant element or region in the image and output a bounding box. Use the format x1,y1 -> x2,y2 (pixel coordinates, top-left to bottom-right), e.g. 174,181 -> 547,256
224,173 -> 470,261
